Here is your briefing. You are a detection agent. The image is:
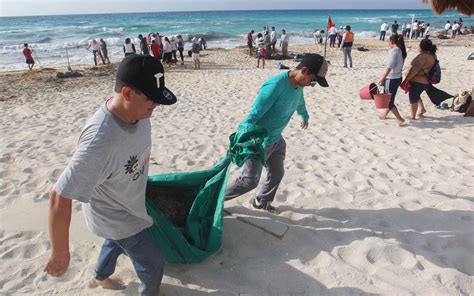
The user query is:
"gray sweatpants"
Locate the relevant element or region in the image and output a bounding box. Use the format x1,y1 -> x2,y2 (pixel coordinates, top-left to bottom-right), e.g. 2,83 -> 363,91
343,46 -> 352,67
225,139 -> 286,204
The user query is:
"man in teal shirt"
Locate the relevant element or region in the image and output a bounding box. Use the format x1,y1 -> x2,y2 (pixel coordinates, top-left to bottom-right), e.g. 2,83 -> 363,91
226,54 -> 329,213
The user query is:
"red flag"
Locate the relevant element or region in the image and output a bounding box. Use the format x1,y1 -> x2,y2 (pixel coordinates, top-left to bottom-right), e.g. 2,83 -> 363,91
327,16 -> 335,30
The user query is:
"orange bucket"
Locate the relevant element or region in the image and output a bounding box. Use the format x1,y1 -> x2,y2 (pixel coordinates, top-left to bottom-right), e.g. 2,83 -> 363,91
359,83 -> 378,100
373,93 -> 392,109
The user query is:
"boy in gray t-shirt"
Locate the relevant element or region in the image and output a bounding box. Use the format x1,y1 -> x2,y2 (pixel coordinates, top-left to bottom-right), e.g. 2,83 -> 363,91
43,54 -> 177,295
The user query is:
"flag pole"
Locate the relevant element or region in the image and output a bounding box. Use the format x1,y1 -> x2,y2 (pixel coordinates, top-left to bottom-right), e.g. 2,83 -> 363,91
323,28 -> 329,58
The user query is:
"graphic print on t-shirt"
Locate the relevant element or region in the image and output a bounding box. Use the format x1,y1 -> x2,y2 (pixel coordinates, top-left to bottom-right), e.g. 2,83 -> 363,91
123,146 -> 151,181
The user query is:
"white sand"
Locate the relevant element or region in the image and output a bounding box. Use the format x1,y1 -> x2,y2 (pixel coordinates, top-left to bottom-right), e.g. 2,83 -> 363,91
1,38 -> 473,295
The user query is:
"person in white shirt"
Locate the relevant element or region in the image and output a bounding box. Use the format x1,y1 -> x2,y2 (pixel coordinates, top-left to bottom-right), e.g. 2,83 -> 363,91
424,24 -> 431,39
412,20 -> 419,39
380,21 -> 389,41
452,22 -> 460,38
123,37 -> 136,57
270,26 -> 277,52
405,23 -> 411,39
314,29 -> 322,44
170,36 -> 177,63
162,37 -> 172,66
420,21 -> 426,37
328,26 -> 337,47
280,29 -> 289,57
444,21 -> 451,36
401,23 -> 407,38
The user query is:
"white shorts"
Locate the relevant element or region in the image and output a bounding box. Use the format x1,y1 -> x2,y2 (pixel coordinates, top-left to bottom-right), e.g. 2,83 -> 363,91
192,53 -> 200,61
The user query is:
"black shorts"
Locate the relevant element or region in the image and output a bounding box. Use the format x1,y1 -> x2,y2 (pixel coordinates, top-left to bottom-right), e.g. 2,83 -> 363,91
408,81 -> 430,104
247,42 -> 253,49
26,58 -> 34,64
384,77 -> 402,109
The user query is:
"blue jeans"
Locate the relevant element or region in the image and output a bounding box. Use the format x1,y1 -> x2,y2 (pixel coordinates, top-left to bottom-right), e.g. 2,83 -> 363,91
95,229 -> 164,296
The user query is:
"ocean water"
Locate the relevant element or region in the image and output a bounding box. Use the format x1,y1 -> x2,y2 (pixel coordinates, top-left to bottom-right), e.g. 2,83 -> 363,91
0,10 -> 471,70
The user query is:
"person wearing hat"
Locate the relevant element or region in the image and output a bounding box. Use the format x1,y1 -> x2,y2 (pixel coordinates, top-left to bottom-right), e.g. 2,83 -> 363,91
225,54 -> 329,213
340,25 -> 354,68
43,54 -> 177,295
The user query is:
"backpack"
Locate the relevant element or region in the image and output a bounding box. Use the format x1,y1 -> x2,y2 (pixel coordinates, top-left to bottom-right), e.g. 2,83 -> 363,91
451,91 -> 472,113
428,60 -> 441,84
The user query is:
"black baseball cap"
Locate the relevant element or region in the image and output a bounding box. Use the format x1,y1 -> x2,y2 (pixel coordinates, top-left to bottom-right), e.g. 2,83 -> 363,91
299,54 -> 329,87
116,54 -> 177,105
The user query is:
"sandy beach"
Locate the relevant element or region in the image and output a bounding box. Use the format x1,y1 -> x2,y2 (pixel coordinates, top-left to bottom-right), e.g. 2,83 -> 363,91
1,37 -> 473,295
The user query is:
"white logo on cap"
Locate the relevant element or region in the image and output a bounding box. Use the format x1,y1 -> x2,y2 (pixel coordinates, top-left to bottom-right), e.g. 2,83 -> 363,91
163,90 -> 173,101
154,73 -> 163,89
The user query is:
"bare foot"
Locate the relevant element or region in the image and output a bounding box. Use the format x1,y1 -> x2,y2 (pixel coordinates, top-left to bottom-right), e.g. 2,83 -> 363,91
89,278 -> 126,290
379,115 -> 387,120
397,119 -> 406,126
417,109 -> 426,117
408,116 -> 417,120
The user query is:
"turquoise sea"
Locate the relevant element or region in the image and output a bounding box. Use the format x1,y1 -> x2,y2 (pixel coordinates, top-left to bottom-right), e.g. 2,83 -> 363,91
0,10 -> 471,70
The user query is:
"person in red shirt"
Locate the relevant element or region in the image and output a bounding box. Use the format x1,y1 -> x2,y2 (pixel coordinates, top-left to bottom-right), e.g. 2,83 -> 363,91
151,40 -> 160,59
23,43 -> 35,70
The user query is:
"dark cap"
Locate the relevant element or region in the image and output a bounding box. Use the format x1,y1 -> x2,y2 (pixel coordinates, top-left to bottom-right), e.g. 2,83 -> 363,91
116,54 -> 177,105
299,54 -> 329,87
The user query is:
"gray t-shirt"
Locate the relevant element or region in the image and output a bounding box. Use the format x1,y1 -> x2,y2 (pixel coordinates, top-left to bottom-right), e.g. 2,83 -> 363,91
54,101 -> 153,240
386,47 -> 404,79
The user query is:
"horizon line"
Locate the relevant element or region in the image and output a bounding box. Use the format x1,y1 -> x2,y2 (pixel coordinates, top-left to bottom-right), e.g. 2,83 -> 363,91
1,8 -> 437,18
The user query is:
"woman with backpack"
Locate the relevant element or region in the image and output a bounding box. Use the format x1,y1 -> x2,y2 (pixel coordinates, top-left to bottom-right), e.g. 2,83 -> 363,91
378,34 -> 407,126
400,39 -> 437,120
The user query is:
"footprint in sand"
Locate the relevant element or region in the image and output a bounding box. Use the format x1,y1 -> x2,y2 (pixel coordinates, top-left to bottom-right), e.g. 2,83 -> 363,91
337,238 -> 420,271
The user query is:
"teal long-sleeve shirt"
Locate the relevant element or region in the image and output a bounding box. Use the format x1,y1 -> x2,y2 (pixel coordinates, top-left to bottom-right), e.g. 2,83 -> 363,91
243,71 -> 309,147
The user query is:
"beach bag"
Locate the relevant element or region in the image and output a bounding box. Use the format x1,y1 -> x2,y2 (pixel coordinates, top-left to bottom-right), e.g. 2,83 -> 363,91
145,123 -> 267,264
260,48 -> 267,57
451,91 -> 472,113
428,60 -> 441,84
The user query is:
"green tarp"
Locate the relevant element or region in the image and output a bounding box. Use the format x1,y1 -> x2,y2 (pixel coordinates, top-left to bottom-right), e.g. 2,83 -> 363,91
145,123 -> 267,264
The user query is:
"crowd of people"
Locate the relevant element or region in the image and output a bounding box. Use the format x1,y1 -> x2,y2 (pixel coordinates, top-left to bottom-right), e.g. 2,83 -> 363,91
21,18 -> 472,71
377,17 -> 472,41
85,33 -> 207,69
247,26 -> 289,68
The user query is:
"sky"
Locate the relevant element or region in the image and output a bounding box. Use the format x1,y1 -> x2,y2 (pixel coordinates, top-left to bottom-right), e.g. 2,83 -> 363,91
1,0 -> 430,17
